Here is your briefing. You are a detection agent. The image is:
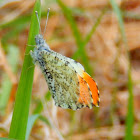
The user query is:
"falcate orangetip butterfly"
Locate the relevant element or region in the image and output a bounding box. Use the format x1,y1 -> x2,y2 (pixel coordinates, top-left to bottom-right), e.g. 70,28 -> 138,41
30,8 -> 100,110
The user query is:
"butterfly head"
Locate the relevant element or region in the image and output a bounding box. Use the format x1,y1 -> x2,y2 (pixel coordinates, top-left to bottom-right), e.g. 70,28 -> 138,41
35,34 -> 44,45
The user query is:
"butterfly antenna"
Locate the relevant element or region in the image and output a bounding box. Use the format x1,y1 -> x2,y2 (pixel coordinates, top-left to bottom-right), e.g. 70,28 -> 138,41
43,8 -> 50,37
35,11 -> 42,34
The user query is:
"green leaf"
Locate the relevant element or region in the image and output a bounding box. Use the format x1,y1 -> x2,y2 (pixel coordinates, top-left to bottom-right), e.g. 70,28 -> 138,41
110,0 -> 134,139
45,91 -> 51,101
39,115 -> 51,127
8,0 -> 41,139
25,114 -> 40,140
33,100 -> 43,114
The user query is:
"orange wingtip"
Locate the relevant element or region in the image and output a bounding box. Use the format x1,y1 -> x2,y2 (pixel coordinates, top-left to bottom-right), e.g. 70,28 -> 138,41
82,71 -> 100,107
78,75 -> 92,108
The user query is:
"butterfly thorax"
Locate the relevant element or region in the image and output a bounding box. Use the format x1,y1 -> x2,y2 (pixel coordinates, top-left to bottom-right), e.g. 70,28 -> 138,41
35,34 -> 44,45
35,34 -> 50,50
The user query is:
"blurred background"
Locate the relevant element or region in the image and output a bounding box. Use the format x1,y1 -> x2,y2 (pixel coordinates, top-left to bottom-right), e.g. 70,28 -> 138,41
0,0 -> 140,139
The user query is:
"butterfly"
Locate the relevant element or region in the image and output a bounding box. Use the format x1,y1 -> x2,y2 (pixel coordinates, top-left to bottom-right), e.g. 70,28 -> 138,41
30,9 -> 100,110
